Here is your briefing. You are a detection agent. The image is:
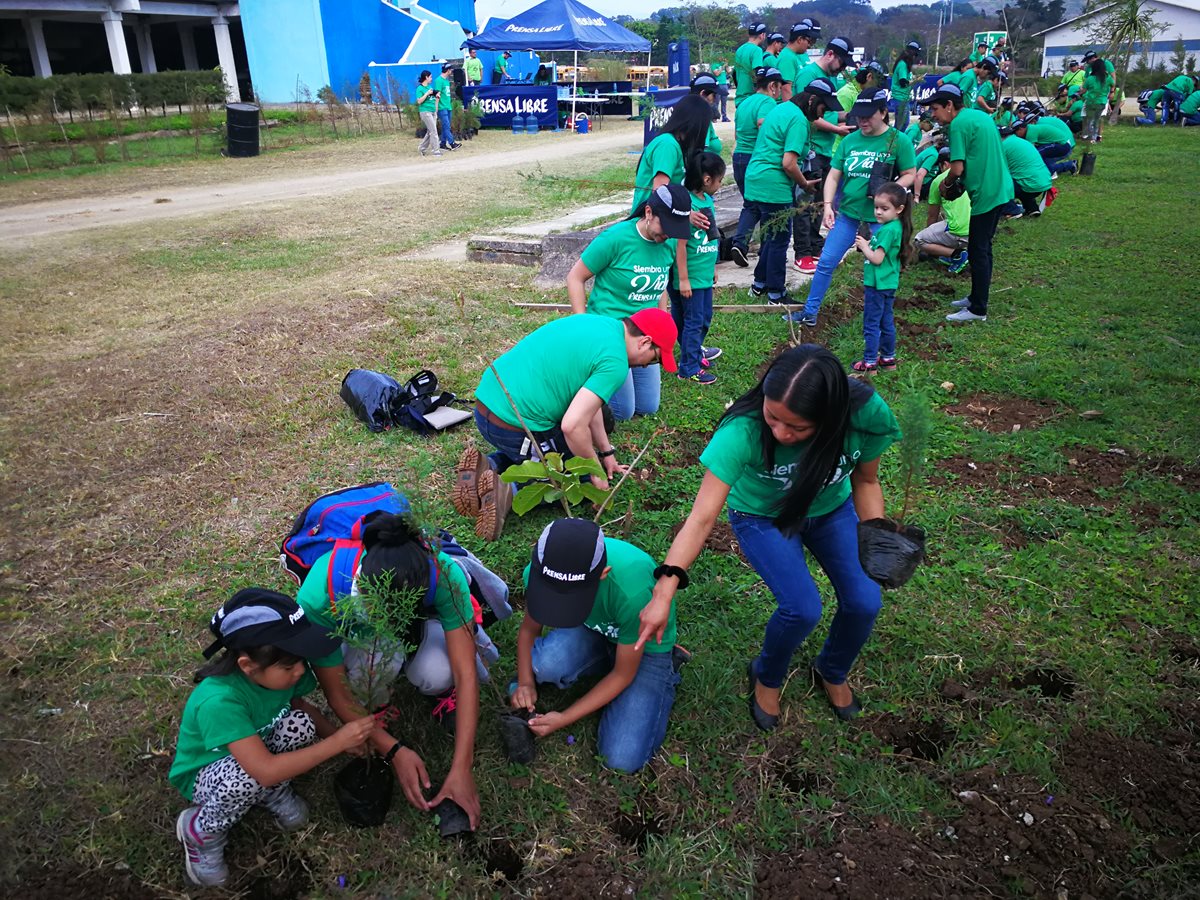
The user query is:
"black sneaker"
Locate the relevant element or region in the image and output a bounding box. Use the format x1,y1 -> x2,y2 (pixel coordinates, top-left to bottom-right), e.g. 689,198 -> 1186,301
767,293 -> 797,306
749,284 -> 766,298
730,245 -> 749,268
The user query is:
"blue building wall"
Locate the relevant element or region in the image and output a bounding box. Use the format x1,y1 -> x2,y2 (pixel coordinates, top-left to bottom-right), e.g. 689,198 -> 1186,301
421,0 -> 477,34
318,0 -> 421,97
240,0 -> 330,102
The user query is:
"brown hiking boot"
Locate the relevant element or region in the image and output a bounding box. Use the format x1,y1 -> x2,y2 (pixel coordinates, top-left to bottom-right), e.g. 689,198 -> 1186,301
474,468 -> 512,541
452,446 -> 488,518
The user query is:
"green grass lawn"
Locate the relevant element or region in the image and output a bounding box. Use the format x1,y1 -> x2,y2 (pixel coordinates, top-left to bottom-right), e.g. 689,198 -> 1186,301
1,125 -> 1198,898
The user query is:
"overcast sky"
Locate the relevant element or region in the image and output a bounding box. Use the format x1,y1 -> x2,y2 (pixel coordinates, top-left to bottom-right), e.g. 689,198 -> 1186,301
472,0 -> 921,32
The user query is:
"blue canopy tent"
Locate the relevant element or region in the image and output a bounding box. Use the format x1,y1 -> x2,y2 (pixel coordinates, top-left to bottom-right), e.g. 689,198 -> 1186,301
462,0 -> 651,127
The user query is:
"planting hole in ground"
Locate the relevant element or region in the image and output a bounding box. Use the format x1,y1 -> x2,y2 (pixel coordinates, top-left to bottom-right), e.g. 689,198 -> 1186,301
1169,637 -> 1200,666
1009,667 -> 1076,700
774,760 -> 832,796
613,810 -> 664,853
244,848 -> 313,900
480,839 -> 524,881
867,714 -> 957,762
944,393 -> 1064,433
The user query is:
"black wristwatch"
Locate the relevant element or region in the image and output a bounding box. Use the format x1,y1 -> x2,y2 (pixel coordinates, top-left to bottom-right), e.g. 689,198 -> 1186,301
653,564 -> 690,589
383,741 -> 404,765
597,448 -> 617,458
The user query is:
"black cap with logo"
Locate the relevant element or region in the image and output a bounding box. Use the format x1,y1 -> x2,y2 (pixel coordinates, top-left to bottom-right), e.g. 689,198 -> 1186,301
525,519 -> 608,628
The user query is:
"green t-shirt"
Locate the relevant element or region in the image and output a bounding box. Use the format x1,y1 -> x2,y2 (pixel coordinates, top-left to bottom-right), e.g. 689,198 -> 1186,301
1166,75 -> 1194,95
735,42 -> 765,98
522,538 -> 675,653
953,70 -> 977,93
674,192 -> 718,290
929,170 -> 971,237
1059,69 -> 1085,96
1027,115 -> 1074,148
949,107 -> 1013,215
762,53 -> 778,68
1083,73 -> 1111,106
716,68 -> 728,86
1181,90 -> 1200,116
829,127 -> 917,222
1068,100 -> 1085,122
832,82 -> 863,154
297,549 -> 474,669
892,59 -> 913,101
434,74 -> 453,110
706,122 -> 722,155
974,80 -> 996,110
169,668 -> 317,799
913,144 -> 939,188
994,109 -> 1016,128
794,61 -> 826,93
969,50 -> 986,64
734,92 -> 775,156
699,392 -> 901,519
864,218 -> 902,291
581,218 -> 676,319
777,46 -> 802,88
494,58 -> 508,77
475,315 -> 629,430
631,132 -> 683,215
745,100 -> 810,205
416,81 -> 437,113
810,110 -> 839,157
1002,135 -> 1052,193
905,121 -> 923,146
465,57 -> 483,82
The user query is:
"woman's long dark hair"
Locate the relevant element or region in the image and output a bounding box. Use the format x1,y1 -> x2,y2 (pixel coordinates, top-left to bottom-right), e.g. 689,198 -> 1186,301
684,150 -> 726,193
635,94 -> 713,179
719,345 -> 876,529
897,45 -> 920,71
795,91 -> 829,121
195,645 -> 301,683
1089,59 -> 1107,79
359,512 -> 432,590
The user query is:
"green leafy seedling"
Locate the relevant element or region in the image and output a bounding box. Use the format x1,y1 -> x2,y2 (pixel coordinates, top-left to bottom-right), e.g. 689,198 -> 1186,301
500,452 -> 610,516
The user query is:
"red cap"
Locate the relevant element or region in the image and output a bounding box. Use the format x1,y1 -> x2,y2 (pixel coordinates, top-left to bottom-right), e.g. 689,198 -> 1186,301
629,308 -> 678,373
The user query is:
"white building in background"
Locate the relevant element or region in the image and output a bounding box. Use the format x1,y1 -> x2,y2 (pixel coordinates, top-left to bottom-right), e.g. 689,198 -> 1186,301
1036,0 -> 1200,75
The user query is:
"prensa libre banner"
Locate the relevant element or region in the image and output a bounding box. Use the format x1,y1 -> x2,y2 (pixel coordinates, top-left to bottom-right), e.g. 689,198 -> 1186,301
463,85 -> 557,129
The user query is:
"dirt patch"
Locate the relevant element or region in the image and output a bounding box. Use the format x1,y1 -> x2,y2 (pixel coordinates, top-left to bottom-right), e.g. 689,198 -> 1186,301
528,850 -> 636,898
612,808 -> 665,854
671,518 -> 738,554
944,393 -> 1066,433
8,867 -> 163,900
864,713 -> 957,762
1009,666 -> 1077,700
477,838 -> 526,881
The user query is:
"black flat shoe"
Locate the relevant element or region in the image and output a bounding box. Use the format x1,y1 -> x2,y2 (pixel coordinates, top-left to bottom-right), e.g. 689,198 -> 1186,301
810,664 -> 863,722
746,660 -> 779,732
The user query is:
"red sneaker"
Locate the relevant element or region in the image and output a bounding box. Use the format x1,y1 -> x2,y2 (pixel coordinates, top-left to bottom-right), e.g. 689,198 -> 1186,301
1045,187 -> 1058,207
795,256 -> 818,274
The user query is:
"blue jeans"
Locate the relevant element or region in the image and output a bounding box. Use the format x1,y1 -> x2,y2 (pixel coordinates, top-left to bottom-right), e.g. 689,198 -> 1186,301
472,408 -> 567,494
863,286 -> 896,364
438,108 -> 456,146
748,200 -> 792,299
531,626 -> 680,773
803,213 -> 879,319
718,86 -> 729,120
1037,141 -> 1073,173
1163,88 -> 1185,122
894,100 -> 911,132
730,498 -> 882,688
609,365 -> 661,421
732,152 -> 750,196
668,285 -> 713,377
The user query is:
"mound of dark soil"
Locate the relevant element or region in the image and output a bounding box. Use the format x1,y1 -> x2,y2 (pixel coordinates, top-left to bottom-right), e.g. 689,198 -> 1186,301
944,393 -> 1065,433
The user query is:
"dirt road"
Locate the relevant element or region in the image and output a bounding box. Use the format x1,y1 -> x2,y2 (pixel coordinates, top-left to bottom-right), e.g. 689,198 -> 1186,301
0,126 -> 647,245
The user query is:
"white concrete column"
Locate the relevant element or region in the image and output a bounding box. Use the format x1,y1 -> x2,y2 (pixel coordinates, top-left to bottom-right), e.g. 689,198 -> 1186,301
211,14 -> 240,102
178,23 -> 198,70
23,17 -> 52,78
101,10 -> 132,75
135,23 -> 157,74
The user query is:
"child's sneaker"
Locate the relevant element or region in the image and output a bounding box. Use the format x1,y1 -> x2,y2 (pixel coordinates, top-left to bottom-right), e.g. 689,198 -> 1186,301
878,356 -> 899,371
947,250 -> 970,274
680,371 -> 717,385
261,785 -> 309,832
701,346 -> 723,362
176,807 -> 229,887
432,687 -> 458,735
851,360 -> 878,375
749,284 -> 766,298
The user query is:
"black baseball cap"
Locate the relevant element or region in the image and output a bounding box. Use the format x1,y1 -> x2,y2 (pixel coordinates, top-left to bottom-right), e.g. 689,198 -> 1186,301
525,519 -> 608,628
202,588 -> 339,660
850,86 -> 888,118
802,76 -> 844,111
826,36 -> 854,64
906,40 -> 922,52
919,83 -> 964,106
768,32 -> 786,44
999,125 -> 1016,138
690,72 -> 719,93
1081,50 -> 1098,62
863,59 -> 885,76
755,66 -> 784,83
647,183 -> 693,240
748,22 -> 767,35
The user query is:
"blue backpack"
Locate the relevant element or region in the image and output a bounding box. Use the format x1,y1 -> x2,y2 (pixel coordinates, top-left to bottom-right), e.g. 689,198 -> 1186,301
280,483 -> 410,585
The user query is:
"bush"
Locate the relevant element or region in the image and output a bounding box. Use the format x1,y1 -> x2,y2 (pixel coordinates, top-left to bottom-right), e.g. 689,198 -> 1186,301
0,69 -> 225,116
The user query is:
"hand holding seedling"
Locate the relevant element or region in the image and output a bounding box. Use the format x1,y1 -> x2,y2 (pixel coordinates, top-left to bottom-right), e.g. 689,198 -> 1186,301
528,711 -> 567,737
511,683 -> 538,712
333,717 -> 377,754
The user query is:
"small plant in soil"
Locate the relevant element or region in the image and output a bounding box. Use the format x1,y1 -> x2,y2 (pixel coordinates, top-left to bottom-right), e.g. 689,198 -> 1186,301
330,569 -> 421,828
500,453 -> 610,515
858,384 -> 932,589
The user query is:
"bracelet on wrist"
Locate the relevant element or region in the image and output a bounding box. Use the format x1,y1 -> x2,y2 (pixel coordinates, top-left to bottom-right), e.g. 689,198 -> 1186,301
653,564 -> 690,589
382,741 -> 404,765
597,448 -> 616,459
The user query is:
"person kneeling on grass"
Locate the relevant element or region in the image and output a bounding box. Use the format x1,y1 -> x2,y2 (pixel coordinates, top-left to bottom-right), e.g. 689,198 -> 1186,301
670,151 -> 726,386
999,123 -> 1053,219
297,513 -> 485,830
511,518 -> 682,773
170,589 -> 375,887
637,345 -> 900,729
914,148 -> 971,274
456,308 -> 679,539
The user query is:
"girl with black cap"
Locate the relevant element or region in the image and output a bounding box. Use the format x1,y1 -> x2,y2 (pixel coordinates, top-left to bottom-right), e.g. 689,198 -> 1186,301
170,588 -> 375,887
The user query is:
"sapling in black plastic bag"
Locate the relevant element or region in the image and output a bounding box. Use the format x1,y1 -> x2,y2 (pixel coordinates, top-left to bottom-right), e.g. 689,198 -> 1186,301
858,386 -> 930,589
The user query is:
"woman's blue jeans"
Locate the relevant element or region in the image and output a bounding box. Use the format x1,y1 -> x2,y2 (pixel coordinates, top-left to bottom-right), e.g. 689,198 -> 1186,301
531,626 -> 680,773
729,498 -> 882,688
668,285 -> 713,377
748,200 -> 792,300
894,100 -> 910,133
609,364 -> 661,421
803,214 -> 879,320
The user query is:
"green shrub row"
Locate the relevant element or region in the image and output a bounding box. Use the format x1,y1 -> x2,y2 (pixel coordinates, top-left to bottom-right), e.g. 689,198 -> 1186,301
0,70 -> 227,116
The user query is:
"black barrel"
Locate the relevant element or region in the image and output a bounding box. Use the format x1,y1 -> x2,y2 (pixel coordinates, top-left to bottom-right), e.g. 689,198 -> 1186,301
226,103 -> 260,158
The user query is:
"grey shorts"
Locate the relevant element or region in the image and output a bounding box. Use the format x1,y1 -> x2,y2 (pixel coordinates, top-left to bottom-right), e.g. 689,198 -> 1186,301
914,220 -> 968,251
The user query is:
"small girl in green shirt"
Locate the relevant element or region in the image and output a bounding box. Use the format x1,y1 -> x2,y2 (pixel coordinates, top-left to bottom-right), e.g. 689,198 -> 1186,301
852,183 -> 913,374
670,151 -> 726,385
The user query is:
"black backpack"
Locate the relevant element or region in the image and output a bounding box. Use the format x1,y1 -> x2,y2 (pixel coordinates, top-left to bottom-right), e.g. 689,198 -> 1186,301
340,369 -> 466,435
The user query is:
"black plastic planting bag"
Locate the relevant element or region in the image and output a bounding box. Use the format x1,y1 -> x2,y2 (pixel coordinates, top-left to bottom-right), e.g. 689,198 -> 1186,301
498,709 -> 536,765
340,369 -> 403,433
431,796 -> 472,838
333,757 -> 394,827
858,518 -> 926,589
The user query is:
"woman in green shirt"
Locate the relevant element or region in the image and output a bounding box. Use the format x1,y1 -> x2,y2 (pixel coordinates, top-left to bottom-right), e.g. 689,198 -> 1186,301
1081,58 -> 1111,142
637,344 -> 901,728
891,40 -> 921,132
630,95 -> 713,219
415,70 -> 441,158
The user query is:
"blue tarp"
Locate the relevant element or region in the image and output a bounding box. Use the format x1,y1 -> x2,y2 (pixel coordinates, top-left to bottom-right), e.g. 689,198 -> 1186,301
462,0 -> 650,53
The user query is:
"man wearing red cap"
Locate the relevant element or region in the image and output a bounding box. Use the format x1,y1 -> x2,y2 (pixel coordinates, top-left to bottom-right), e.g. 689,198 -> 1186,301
456,308 -> 678,539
